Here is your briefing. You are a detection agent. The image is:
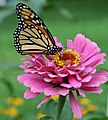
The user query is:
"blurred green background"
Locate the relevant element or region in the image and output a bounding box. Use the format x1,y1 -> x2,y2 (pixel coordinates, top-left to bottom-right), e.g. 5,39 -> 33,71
0,0 -> 108,120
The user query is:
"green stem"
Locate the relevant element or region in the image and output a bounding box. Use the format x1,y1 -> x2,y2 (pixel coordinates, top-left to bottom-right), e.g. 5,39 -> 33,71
55,95 -> 66,120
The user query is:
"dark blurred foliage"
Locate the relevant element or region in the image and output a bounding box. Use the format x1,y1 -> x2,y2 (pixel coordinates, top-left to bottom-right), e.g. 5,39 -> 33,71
0,0 -> 47,23
0,0 -> 74,24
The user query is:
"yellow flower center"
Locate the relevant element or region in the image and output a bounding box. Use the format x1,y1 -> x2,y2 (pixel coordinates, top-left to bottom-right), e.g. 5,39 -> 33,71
52,49 -> 80,67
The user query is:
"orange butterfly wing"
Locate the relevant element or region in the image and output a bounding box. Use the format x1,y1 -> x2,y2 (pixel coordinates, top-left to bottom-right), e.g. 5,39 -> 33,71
14,3 -> 62,55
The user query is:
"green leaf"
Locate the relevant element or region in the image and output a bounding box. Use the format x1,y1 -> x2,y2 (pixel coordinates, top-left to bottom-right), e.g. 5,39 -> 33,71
42,99 -> 57,119
42,98 -> 73,120
60,100 -> 73,120
0,0 -> 47,23
40,116 -> 53,120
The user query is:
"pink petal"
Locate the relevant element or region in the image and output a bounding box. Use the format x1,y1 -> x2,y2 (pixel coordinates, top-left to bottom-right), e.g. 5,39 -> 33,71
69,75 -> 81,88
34,54 -> 42,60
82,75 -> 92,82
67,39 -> 73,49
19,64 -> 27,69
48,73 -> 58,78
75,73 -> 82,81
44,86 -> 69,96
82,72 -> 108,87
20,58 -> 39,69
51,77 -> 63,84
75,66 -> 85,71
44,54 -> 52,61
83,67 -> 93,73
18,74 -> 51,93
24,68 -> 37,73
36,57 -> 46,65
21,58 -> 30,61
38,71 -> 50,77
27,54 -> 35,59
44,77 -> 62,84
81,42 -> 100,63
37,96 -> 50,108
69,91 -> 82,118
84,38 -> 100,52
30,60 -> 42,68
81,53 -> 106,67
95,70 -> 108,78
24,89 -> 40,99
60,83 -> 72,88
57,67 -> 68,77
47,61 -> 56,67
31,82 -> 51,93
73,34 -> 86,54
81,87 -> 103,93
78,90 -> 86,97
53,37 -> 64,48
85,59 -> 105,69
44,78 -> 52,82
58,73 -> 68,77
21,58 -> 41,68
38,66 -> 54,72
44,86 -> 59,96
58,88 -> 69,96
17,74 -> 42,83
67,70 -> 75,75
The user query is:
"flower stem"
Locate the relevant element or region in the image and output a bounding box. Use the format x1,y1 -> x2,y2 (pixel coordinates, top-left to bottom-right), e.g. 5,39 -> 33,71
55,95 -> 66,120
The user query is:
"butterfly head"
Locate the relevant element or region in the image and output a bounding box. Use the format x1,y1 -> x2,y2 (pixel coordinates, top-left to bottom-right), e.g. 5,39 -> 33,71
45,46 -> 62,55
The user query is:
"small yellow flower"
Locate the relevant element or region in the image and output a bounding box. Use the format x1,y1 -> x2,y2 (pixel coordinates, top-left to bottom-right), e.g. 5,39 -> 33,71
51,95 -> 59,100
87,104 -> 97,111
3,107 -> 18,117
37,113 -> 46,120
82,107 -> 88,116
79,98 -> 91,105
7,97 -> 24,106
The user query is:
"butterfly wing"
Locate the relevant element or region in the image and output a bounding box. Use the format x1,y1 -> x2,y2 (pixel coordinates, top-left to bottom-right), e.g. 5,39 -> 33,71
14,3 -> 56,55
14,24 -> 50,54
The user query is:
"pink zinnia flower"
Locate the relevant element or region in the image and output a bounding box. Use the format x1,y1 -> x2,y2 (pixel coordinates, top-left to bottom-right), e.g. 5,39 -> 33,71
18,34 -> 108,118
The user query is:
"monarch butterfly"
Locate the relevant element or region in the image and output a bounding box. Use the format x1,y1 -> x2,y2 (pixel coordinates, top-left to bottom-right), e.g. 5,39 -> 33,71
13,3 -> 62,55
